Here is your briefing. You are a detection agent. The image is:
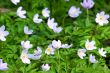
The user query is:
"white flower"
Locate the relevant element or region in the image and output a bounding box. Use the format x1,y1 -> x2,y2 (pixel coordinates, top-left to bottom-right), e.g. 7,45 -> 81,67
68,6 -> 82,18
77,49 -> 86,59
53,26 -> 63,33
85,40 -> 96,50
45,44 -> 55,55
20,50 -> 31,64
65,0 -> 69,1
0,25 -> 9,41
61,44 -> 73,49
80,0 -> 94,9
33,14 -> 42,24
47,18 -> 57,29
41,64 -> 50,71
89,54 -> 98,63
24,26 -> 33,35
0,59 -> 8,70
28,47 -> 42,60
98,48 -> 107,57
47,18 -> 62,33
21,40 -> 33,50
17,6 -> 26,18
95,11 -> 109,26
11,0 -> 20,5
42,8 -> 50,18
52,40 -> 61,49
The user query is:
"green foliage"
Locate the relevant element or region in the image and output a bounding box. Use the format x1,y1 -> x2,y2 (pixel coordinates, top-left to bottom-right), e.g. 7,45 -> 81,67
0,0 -> 110,73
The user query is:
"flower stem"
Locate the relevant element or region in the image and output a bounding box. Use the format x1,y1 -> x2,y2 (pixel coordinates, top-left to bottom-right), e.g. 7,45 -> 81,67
25,35 -> 28,40
23,65 -> 26,73
86,9 -> 89,26
65,51 -> 68,73
58,50 -> 60,73
62,15 -> 67,27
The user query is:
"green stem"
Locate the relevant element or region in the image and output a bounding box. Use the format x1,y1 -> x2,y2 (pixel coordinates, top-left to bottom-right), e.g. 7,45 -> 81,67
58,50 -> 60,73
86,9 -> 89,26
65,51 -> 67,73
25,35 -> 28,40
23,65 -> 26,73
62,15 -> 67,27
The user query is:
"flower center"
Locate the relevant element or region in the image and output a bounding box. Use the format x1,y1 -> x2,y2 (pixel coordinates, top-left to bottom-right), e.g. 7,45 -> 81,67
73,10 -> 77,14
99,16 -> 104,20
47,48 -> 52,52
22,54 -> 28,59
79,51 -> 83,55
87,44 -> 92,49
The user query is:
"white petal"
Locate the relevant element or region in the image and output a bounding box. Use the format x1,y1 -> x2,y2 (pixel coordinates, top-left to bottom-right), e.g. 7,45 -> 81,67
42,8 -> 50,18
68,6 -> 81,18
0,25 -> 5,31
41,64 -> 50,71
4,31 -> 9,36
24,26 -> 33,35
53,27 -> 63,33
11,0 -> 20,5
0,36 -> 6,41
33,14 -> 42,23
17,6 -> 26,18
